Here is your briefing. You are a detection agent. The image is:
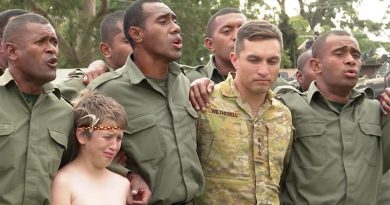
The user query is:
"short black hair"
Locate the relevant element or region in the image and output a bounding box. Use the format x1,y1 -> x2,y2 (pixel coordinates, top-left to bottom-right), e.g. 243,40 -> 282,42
312,30 -> 352,58
0,9 -> 29,38
100,10 -> 125,44
3,13 -> 50,43
206,7 -> 242,38
123,0 -> 162,48
297,49 -> 312,71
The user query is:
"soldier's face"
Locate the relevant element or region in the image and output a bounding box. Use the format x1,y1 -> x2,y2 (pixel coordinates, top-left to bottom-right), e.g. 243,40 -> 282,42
105,21 -> 132,69
206,13 -> 246,64
10,22 -> 58,84
139,2 -> 182,62
314,34 -> 361,91
296,59 -> 316,91
231,39 -> 281,96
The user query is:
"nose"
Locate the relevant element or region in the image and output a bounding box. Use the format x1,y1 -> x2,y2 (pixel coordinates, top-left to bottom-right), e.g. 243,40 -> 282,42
344,53 -> 357,66
257,62 -> 270,77
232,28 -> 239,42
46,42 -> 58,55
109,139 -> 120,152
171,20 -> 181,34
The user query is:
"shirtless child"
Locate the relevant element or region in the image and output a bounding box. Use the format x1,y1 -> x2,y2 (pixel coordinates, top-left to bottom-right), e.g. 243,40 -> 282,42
51,91 -> 129,205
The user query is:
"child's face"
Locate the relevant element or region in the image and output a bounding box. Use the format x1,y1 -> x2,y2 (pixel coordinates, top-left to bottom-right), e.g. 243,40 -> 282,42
81,121 -> 124,168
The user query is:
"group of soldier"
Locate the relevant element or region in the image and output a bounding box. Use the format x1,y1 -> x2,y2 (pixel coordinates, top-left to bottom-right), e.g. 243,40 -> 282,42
0,0 -> 389,204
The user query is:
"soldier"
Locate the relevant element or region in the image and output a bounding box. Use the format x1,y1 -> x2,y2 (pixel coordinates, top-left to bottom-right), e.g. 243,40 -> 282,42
278,30 -> 390,204
295,49 -> 315,92
188,8 -> 289,111
189,30 -> 390,204
87,0 -> 204,204
57,10 -> 133,101
0,9 -> 28,75
0,13 -> 73,204
185,7 -> 246,83
196,20 -> 292,204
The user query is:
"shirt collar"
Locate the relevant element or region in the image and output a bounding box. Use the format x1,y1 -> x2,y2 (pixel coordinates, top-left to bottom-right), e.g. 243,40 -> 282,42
306,80 -> 365,104
126,54 -> 183,85
0,69 -> 61,99
220,72 -> 275,102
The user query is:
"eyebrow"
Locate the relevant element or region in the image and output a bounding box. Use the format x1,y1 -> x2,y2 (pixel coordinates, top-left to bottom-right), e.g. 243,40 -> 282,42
156,12 -> 176,20
333,45 -> 359,52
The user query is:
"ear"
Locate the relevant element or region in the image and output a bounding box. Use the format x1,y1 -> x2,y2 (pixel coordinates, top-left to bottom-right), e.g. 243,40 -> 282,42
99,42 -> 111,58
76,128 -> 88,145
129,26 -> 143,44
5,42 -> 17,61
310,58 -> 321,74
296,70 -> 303,85
229,51 -> 238,71
204,37 -> 215,53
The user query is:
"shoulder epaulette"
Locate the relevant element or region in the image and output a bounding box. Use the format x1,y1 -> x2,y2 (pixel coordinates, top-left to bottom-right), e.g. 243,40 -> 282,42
274,85 -> 302,95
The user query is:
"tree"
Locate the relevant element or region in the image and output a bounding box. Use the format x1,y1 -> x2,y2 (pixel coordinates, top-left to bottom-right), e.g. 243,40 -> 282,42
1,0 -> 387,68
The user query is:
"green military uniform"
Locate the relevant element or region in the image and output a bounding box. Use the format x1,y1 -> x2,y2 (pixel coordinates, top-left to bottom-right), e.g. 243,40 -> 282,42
377,171 -> 390,205
0,69 -> 73,205
56,65 -> 115,102
278,82 -> 387,205
197,74 -> 292,204
185,56 -> 225,83
87,55 -> 205,205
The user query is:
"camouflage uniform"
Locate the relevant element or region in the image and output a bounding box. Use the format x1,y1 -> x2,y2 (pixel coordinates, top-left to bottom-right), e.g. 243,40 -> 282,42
197,74 -> 293,205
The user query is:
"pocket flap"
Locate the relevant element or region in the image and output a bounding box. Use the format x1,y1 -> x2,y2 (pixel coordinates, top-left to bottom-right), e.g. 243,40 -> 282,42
0,123 -> 14,136
295,122 -> 326,138
359,123 -> 382,137
49,129 -> 68,149
126,114 -> 157,134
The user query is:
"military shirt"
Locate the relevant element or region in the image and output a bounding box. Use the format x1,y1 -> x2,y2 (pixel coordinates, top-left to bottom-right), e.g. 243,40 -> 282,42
87,55 -> 205,205
377,171 -> 390,205
279,82 -> 384,205
0,69 -> 73,205
197,74 -> 292,204
56,65 -> 115,102
185,56 -> 226,83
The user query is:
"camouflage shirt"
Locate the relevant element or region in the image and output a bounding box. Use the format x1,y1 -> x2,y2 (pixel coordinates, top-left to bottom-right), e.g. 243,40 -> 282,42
197,74 -> 293,205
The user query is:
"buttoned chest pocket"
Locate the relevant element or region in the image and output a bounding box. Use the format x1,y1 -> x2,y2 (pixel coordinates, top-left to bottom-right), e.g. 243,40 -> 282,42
0,123 -> 15,171
123,114 -> 163,163
293,122 -> 327,168
359,122 -> 382,167
200,117 -> 250,179
47,129 -> 68,176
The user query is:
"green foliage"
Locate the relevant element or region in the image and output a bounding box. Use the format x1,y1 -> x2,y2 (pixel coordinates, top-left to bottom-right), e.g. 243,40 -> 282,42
1,0 -> 388,68
279,14 -> 297,68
